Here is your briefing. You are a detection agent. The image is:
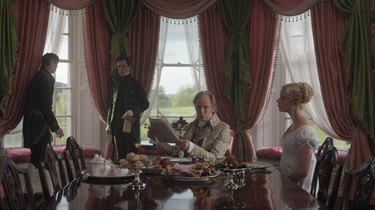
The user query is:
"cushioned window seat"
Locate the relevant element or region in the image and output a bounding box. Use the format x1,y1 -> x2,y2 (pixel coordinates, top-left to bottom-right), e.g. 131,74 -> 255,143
256,146 -> 348,166
4,145 -> 101,164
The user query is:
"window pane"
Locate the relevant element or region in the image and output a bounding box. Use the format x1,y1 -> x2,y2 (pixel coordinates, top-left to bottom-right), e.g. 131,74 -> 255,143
142,17 -> 204,142
4,133 -> 22,148
164,24 -> 189,64
55,89 -> 71,116
63,16 -> 69,33
160,106 -> 196,117
158,67 -> 196,117
160,67 -> 194,95
55,117 -> 71,145
59,35 -> 69,60
55,62 -> 70,87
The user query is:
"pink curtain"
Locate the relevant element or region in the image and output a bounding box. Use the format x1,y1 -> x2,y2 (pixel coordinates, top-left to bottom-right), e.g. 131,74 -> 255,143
312,1 -> 375,201
0,0 -> 50,135
128,6 -> 160,93
262,0 -> 321,16
200,0 -> 280,161
142,0 -> 215,18
311,0 -> 371,170
242,0 -> 280,160
46,0 -> 95,10
84,0 -> 111,123
84,2 -> 159,122
199,7 -> 232,125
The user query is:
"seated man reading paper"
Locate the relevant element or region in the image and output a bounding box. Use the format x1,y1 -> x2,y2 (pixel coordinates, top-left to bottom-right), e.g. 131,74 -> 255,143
148,91 -> 231,163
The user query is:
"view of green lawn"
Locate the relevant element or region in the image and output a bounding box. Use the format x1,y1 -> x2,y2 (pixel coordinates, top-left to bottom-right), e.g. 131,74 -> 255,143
312,124 -> 350,150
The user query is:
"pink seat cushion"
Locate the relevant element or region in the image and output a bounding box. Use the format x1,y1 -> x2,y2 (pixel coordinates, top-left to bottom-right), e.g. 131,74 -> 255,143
256,147 -> 283,160
81,146 -> 101,159
256,146 -> 348,166
5,148 -> 31,163
337,150 -> 348,166
53,145 -> 65,154
5,145 -> 101,163
53,145 -> 101,159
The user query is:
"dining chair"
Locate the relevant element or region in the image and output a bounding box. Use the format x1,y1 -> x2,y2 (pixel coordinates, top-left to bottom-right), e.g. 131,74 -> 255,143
341,157 -> 375,210
38,143 -> 67,199
317,137 -> 334,157
63,136 -> 86,182
310,137 -> 342,209
0,156 -> 34,210
311,137 -> 334,195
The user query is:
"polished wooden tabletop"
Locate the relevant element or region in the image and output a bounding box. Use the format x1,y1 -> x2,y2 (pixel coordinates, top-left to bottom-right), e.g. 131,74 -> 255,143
53,165 -> 319,210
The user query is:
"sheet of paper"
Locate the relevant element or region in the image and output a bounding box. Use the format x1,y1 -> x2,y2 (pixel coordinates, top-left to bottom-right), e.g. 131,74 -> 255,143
149,117 -> 179,143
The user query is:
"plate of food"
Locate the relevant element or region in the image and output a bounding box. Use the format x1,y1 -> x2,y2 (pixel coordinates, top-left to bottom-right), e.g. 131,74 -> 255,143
164,162 -> 219,182
168,173 -> 218,182
142,166 -> 163,175
167,157 -> 193,164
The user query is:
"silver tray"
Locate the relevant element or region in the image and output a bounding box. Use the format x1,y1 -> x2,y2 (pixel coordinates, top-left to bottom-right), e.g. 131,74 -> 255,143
82,170 -> 134,184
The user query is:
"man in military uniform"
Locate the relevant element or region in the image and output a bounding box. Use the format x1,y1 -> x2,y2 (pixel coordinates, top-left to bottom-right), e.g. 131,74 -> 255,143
106,55 -> 149,160
23,53 -> 64,167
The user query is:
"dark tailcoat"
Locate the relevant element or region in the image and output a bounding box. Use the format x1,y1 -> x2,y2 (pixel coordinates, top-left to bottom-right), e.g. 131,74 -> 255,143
107,74 -> 149,159
23,68 -> 59,148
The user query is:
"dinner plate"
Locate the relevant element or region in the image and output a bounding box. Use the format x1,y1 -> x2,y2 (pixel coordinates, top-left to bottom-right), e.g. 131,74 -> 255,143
167,157 -> 193,164
142,167 -> 163,175
246,162 -> 271,169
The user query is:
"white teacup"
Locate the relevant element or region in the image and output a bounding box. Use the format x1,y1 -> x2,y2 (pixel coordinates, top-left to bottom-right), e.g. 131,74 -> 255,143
113,167 -> 129,177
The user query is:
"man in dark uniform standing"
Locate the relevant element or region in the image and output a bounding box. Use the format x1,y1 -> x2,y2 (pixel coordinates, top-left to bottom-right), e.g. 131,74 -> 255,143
23,53 -> 64,168
106,55 -> 149,161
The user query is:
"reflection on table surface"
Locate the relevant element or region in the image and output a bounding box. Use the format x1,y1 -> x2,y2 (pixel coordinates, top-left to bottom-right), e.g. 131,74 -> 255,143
55,166 -> 319,210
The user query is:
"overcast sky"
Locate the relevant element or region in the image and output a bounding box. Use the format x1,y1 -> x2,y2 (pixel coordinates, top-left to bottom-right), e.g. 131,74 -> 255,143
53,18 -> 200,95
158,21 -> 199,94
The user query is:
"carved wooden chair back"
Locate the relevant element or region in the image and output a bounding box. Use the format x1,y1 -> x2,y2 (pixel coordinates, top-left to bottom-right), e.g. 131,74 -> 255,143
342,157 -> 375,210
311,137 -> 342,208
0,156 -> 34,210
38,143 -> 67,199
311,137 -> 335,195
64,136 -> 86,182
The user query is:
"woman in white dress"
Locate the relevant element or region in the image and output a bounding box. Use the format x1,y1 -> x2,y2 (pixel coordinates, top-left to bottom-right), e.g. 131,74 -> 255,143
278,82 -> 319,192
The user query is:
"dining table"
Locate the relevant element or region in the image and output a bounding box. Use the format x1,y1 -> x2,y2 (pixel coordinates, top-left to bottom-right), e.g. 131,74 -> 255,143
52,160 -> 320,210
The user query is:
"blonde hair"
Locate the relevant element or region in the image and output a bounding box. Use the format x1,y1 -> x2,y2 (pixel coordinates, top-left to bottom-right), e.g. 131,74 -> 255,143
280,82 -> 314,105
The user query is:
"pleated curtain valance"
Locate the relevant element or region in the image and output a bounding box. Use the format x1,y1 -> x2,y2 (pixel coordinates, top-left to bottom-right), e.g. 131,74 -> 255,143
45,0 -> 95,10
142,0 -> 216,18
262,0 -> 322,16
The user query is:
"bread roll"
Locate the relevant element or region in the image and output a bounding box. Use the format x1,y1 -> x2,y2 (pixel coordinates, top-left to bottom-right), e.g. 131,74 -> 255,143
131,154 -> 141,162
126,152 -> 136,160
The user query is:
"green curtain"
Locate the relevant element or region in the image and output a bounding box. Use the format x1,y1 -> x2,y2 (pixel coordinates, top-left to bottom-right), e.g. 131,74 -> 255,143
217,0 -> 253,129
334,0 -> 375,138
102,0 -> 140,75
0,0 -> 18,123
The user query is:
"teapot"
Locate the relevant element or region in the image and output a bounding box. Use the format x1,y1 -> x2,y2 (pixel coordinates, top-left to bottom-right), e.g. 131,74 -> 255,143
90,154 -> 112,176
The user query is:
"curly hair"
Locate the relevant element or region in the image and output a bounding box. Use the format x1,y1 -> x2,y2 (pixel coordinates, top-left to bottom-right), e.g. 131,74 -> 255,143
281,82 -> 314,104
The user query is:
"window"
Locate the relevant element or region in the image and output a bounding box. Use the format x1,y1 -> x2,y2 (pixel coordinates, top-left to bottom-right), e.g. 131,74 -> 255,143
264,12 -> 350,150
141,17 -> 206,141
3,8 -> 100,148
47,13 -> 73,145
